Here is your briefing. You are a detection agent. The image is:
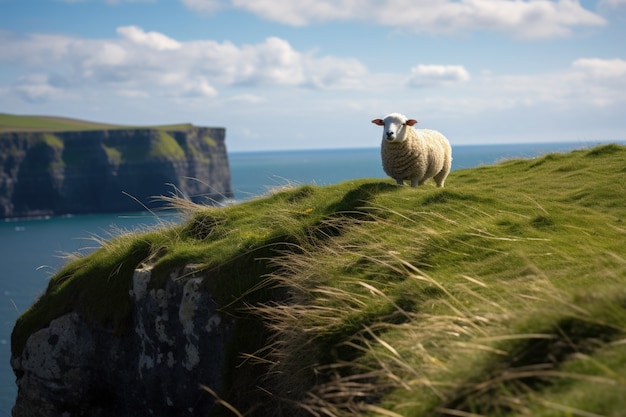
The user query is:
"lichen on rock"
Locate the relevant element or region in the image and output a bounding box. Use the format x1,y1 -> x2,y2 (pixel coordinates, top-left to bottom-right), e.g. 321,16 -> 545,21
11,264 -> 233,417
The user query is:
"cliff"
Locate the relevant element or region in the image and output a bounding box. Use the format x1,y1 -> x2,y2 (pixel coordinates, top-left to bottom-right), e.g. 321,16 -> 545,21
12,265 -> 232,416
10,145 -> 626,417
0,126 -> 232,218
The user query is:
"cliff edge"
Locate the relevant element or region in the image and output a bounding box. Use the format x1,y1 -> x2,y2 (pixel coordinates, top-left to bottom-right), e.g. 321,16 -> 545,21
10,145 -> 626,417
11,265 -> 231,416
0,126 -> 232,218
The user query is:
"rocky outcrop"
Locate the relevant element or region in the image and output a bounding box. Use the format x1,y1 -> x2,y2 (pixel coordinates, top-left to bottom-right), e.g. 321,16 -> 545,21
11,265 -> 233,417
0,127 -> 232,218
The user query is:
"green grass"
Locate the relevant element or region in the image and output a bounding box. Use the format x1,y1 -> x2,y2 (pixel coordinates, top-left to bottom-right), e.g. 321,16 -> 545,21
149,131 -> 186,160
11,144 -> 626,417
40,133 -> 64,149
0,113 -> 194,132
101,143 -> 123,164
0,113 -> 125,132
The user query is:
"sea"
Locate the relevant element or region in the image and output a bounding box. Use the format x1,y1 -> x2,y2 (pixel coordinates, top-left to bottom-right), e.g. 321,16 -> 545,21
0,141 -> 618,413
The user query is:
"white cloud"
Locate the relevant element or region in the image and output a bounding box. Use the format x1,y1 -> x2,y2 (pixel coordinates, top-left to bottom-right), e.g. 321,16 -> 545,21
11,74 -> 69,103
234,37 -> 305,86
407,64 -> 471,88
222,0 -> 605,39
229,94 -> 266,103
435,57 -> 626,114
1,28 -> 366,104
571,58 -> 626,79
117,89 -> 150,98
117,26 -> 181,50
182,78 -> 219,98
230,0 -> 356,26
0,32 -> 74,66
354,56 -> 626,129
569,58 -> 626,106
302,55 -> 368,90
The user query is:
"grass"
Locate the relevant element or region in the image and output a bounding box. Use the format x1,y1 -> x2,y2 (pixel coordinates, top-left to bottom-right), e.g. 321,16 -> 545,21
149,131 -> 186,160
101,143 -> 123,164
11,144 -> 626,416
0,113 -> 194,132
0,113 -> 125,132
40,133 -> 64,149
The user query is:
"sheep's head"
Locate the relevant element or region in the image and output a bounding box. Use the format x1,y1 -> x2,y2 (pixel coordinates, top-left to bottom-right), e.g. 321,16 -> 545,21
372,113 -> 418,143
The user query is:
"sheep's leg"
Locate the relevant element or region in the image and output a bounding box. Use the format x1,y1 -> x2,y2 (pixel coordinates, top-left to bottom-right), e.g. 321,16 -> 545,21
395,178 -> 404,185
434,169 -> 448,188
434,157 -> 452,188
411,178 -> 420,187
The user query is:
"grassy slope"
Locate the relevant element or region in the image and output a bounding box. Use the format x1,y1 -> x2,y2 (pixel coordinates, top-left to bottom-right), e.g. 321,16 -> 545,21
12,144 -> 626,416
0,113 -> 193,132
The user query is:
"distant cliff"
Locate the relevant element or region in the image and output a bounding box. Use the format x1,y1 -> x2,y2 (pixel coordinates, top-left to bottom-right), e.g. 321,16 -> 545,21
0,126 -> 232,218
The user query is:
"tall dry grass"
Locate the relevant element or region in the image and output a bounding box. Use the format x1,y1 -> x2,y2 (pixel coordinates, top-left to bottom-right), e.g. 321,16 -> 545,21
249,204 -> 626,417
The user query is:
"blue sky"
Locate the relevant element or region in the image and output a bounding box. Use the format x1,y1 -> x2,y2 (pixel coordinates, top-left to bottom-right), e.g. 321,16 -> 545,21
1,0 -> 625,151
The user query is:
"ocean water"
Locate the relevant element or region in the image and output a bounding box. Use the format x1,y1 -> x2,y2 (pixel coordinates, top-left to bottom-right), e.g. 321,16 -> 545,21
0,141 -> 615,413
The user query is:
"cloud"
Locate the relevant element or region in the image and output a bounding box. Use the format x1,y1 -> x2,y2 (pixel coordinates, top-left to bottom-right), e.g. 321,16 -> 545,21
448,57 -> 626,113
303,55 -> 367,90
0,32 -> 75,67
1,27 -> 367,104
405,0 -> 606,39
180,0 -> 225,14
233,37 -> 305,86
571,58 -> 626,79
407,64 -> 471,88
229,0 -> 355,26
598,0 -> 626,8
569,58 -> 626,106
369,56 -> 626,126
58,0 -> 157,3
105,0 -> 156,3
221,0 -> 605,39
117,26 -> 181,50
10,74 -> 69,103
229,94 -> 266,104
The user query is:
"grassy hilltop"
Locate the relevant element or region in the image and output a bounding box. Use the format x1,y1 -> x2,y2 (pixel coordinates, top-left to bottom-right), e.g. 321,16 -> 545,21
0,113 -> 192,132
12,144 -> 626,416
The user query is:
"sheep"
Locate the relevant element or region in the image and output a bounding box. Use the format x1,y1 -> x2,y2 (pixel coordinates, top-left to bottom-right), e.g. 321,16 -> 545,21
372,113 -> 452,188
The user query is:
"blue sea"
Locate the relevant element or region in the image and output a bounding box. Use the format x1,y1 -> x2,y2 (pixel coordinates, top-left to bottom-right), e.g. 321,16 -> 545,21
0,141 -> 617,413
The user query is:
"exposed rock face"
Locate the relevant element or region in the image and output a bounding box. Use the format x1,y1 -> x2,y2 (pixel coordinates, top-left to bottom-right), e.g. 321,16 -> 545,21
11,265 -> 233,416
0,127 -> 232,218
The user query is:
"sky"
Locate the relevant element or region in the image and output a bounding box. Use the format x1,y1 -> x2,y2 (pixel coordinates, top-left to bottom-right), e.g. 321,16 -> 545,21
1,0 -> 625,151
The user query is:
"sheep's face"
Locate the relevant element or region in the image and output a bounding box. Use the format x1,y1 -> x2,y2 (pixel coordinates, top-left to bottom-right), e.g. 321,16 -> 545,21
372,113 -> 418,143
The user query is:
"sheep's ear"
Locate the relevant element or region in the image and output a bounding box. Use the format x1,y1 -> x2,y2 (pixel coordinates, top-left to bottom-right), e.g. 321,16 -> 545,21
371,119 -> 385,126
406,119 -> 418,126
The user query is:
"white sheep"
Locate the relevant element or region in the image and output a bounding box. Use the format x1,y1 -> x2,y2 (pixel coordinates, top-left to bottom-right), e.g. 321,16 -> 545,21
372,113 -> 452,188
